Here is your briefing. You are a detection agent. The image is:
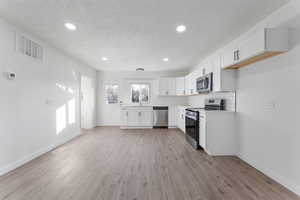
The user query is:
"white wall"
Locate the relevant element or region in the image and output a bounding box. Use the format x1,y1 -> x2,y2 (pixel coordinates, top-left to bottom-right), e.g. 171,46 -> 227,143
97,71 -> 188,126
0,18 -> 97,175
188,0 -> 300,196
236,1 -> 300,196
236,29 -> 300,196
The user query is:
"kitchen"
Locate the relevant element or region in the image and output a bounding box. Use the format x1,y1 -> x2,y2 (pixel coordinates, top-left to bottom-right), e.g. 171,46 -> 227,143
1,0 -> 300,200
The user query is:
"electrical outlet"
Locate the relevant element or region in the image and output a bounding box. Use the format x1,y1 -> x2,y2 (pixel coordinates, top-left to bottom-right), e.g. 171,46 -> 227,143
265,101 -> 276,111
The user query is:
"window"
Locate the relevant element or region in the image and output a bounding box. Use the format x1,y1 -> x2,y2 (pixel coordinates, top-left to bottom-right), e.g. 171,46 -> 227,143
105,84 -> 119,104
130,83 -> 150,104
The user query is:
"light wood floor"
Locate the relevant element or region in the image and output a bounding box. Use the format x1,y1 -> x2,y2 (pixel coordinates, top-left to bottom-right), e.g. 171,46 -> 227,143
0,127 -> 299,200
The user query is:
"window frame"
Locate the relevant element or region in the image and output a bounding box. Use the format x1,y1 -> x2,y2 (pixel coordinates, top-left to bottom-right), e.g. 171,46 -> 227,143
104,83 -> 119,104
129,82 -> 151,104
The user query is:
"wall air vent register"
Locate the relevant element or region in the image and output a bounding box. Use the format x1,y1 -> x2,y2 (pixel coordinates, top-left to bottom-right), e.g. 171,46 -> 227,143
16,32 -> 43,61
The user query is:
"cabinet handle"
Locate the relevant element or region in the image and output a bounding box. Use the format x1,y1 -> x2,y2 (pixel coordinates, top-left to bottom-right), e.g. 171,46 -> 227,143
191,89 -> 193,94
234,50 -> 237,61
234,50 -> 240,61
126,111 -> 128,117
183,90 -> 185,95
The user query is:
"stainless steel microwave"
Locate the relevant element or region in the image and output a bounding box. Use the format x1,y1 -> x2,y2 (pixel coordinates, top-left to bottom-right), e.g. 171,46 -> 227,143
196,73 -> 213,93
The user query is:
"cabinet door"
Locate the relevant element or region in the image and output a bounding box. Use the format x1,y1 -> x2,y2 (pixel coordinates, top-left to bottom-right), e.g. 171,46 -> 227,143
159,78 -> 169,95
221,44 -> 236,69
176,77 -> 185,96
168,78 -> 176,96
190,71 -> 198,95
211,55 -> 222,92
179,109 -> 186,133
127,111 -> 140,127
199,114 -> 206,149
185,74 -> 191,95
168,106 -> 176,127
139,111 -> 153,127
239,29 -> 265,61
176,107 -> 180,127
121,110 -> 128,126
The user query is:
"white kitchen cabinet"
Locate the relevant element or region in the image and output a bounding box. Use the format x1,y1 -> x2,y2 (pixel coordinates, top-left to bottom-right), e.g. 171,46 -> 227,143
158,78 -> 176,96
199,113 -> 206,149
222,28 -> 289,69
175,77 -> 185,96
184,74 -> 192,96
221,42 -> 238,69
158,78 -> 169,96
186,70 -> 201,95
168,106 -> 177,128
199,111 -> 237,156
190,71 -> 198,95
126,111 -> 140,127
139,111 -> 153,127
176,106 -> 186,133
121,107 -> 153,129
211,55 -> 236,92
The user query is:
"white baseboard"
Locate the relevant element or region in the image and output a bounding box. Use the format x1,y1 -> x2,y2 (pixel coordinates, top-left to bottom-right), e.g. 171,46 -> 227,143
238,154 -> 300,197
0,133 -> 80,176
120,126 -> 153,129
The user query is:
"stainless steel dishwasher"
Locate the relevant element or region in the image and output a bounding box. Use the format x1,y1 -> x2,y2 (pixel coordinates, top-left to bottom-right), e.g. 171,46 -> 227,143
153,106 -> 168,128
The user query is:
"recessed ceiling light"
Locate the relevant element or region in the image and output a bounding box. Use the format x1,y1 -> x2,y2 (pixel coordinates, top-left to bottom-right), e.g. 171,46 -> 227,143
163,58 -> 169,62
101,57 -> 108,61
176,25 -> 186,33
65,23 -> 77,31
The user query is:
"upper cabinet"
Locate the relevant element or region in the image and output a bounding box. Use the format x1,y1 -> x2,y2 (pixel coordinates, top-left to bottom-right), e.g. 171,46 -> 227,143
211,55 -> 236,92
221,42 -> 239,69
175,77 -> 185,96
157,28 -> 288,95
221,28 -> 289,69
184,73 -> 192,96
158,78 -> 176,96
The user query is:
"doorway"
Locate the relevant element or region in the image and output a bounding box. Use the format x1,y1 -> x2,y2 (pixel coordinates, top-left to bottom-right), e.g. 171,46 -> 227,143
80,75 -> 95,130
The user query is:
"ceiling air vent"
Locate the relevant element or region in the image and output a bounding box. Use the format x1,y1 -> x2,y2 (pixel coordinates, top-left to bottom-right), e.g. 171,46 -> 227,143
16,33 -> 43,61
136,68 -> 144,71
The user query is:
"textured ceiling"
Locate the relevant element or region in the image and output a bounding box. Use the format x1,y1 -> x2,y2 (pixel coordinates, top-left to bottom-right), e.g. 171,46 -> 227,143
0,0 -> 290,71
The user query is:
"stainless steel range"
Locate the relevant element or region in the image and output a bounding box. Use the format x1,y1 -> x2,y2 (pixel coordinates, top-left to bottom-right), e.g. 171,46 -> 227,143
185,98 -> 225,149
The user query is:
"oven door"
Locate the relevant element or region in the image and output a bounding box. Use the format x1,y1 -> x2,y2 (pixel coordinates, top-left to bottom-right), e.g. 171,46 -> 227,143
185,114 -> 199,149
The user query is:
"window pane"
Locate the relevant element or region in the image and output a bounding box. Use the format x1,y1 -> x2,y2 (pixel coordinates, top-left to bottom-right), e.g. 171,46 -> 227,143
140,85 -> 149,103
105,84 -> 119,104
130,84 -> 150,103
131,84 -> 140,103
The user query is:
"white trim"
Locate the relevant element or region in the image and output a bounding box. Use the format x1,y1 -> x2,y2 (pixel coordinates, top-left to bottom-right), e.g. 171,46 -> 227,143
238,154 -> 300,197
120,126 -> 153,129
0,133 -> 80,176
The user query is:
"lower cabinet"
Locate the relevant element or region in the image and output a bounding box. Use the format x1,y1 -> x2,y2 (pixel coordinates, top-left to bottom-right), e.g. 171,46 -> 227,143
199,113 -> 206,149
176,106 -> 186,133
139,111 -> 153,127
126,111 -> 140,127
199,111 -> 237,156
121,107 -> 153,129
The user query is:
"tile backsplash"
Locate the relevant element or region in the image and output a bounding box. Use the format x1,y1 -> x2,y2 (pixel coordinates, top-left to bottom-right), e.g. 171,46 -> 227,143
188,91 -> 236,112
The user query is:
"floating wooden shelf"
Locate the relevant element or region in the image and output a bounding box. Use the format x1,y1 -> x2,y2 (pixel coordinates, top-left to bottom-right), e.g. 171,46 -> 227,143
225,51 -> 285,70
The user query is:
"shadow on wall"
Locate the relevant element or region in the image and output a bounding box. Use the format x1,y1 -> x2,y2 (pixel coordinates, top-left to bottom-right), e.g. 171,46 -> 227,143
55,83 -> 76,135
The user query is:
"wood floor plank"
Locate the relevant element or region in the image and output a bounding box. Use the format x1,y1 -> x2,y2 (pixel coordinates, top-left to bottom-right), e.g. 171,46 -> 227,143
0,127 -> 299,200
